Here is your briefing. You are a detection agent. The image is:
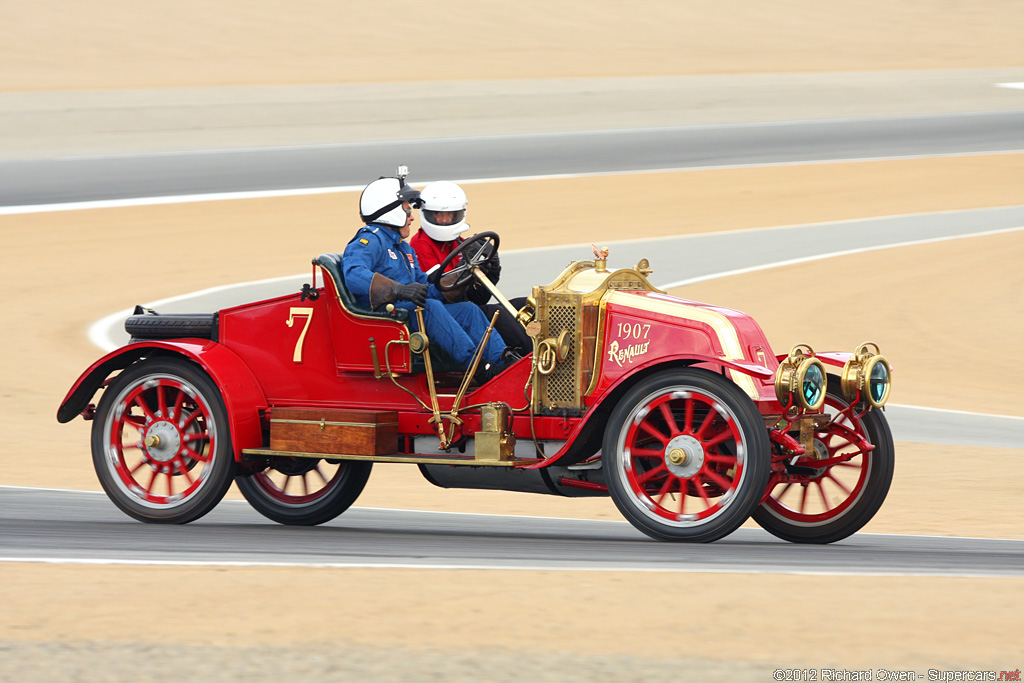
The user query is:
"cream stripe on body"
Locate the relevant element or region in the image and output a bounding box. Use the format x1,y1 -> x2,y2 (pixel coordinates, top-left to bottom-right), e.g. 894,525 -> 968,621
607,291 -> 760,399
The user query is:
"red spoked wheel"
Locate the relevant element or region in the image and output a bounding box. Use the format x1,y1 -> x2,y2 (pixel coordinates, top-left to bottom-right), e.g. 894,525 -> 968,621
604,367 -> 770,542
91,358 -> 235,524
236,457 -> 372,526
753,375 -> 894,544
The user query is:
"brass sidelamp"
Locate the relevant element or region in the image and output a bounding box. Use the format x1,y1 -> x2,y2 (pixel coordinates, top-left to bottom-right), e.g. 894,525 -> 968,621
841,342 -> 891,408
774,344 -> 827,412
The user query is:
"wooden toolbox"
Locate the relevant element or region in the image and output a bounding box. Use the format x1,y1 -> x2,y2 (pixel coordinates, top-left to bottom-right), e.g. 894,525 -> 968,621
269,408 -> 399,456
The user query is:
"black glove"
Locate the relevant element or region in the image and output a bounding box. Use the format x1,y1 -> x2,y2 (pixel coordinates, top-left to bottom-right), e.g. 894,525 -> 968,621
467,281 -> 491,306
479,251 -> 501,284
394,282 -> 429,307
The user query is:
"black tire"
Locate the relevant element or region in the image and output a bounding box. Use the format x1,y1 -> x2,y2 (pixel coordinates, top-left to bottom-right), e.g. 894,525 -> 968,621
125,313 -> 217,340
236,459 -> 372,526
604,367 -> 771,543
752,376 -> 894,544
91,357 -> 235,524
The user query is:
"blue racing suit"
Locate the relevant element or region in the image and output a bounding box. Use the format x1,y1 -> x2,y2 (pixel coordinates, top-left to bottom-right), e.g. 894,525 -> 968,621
342,223 -> 506,366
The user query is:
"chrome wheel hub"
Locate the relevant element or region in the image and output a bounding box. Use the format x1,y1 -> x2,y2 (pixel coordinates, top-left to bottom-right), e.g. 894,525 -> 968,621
664,435 -> 704,478
806,437 -> 829,477
144,420 -> 181,463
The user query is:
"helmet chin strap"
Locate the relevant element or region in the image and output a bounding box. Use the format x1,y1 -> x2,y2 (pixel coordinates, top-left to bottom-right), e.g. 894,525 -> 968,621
361,199 -> 403,224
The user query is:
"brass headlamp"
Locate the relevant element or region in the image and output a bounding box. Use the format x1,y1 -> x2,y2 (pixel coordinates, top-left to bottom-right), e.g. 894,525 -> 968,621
841,342 -> 891,407
775,344 -> 827,411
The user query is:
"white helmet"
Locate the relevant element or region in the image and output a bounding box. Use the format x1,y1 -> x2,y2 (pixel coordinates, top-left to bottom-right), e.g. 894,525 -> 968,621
359,175 -> 421,229
419,181 -> 469,242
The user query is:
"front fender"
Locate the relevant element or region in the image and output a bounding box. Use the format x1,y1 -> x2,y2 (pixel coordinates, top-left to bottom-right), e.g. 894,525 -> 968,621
57,340 -> 267,459
590,351 -> 776,406
813,352 -> 855,369
527,354 -> 776,470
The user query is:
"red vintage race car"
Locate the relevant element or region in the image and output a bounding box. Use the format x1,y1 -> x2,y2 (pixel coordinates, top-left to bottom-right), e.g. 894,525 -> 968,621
58,233 -> 894,543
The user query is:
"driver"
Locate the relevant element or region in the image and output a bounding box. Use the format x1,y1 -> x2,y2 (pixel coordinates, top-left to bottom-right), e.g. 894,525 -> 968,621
410,181 -> 532,355
342,173 -> 510,376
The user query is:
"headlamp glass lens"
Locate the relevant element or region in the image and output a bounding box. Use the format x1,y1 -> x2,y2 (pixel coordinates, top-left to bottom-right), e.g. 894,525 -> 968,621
869,362 -> 889,403
803,362 -> 824,407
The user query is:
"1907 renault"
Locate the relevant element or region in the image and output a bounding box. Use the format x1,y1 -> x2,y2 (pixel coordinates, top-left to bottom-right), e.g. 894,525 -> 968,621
58,226 -> 894,543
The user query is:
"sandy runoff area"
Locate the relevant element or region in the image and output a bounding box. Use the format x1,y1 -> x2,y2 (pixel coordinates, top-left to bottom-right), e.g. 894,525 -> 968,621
2,1 -> 1023,90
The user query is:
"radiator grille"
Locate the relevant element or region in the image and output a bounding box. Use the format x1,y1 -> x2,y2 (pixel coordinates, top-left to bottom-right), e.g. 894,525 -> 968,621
539,297 -> 582,411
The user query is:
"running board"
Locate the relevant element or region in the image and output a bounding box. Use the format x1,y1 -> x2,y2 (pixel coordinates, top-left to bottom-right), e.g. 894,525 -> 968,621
241,448 -> 541,467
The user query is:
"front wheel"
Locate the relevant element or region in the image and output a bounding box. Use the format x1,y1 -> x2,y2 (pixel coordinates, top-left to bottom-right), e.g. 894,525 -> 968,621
91,357 -> 235,524
604,367 -> 771,543
752,376 -> 894,544
236,458 -> 372,526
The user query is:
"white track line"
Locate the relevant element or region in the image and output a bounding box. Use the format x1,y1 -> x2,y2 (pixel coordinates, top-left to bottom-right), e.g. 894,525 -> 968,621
480,205 -> 1024,254
0,556 -> 1014,578
0,185 -> 364,216
885,403 -> 1024,421
86,273 -> 306,351
4,149 -> 1024,217
657,224 -> 1024,289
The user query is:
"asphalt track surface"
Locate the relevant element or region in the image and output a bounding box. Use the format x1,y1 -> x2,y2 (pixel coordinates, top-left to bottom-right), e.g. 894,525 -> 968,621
2,488 -> 1022,577
8,115 -> 1024,573
2,111 -> 1024,207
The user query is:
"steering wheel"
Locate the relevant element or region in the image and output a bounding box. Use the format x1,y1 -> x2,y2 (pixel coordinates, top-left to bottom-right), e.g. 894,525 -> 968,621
434,231 -> 500,292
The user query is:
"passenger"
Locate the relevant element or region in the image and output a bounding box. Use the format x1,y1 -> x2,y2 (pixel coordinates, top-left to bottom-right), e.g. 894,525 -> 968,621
410,181 -> 532,355
342,173 -> 511,377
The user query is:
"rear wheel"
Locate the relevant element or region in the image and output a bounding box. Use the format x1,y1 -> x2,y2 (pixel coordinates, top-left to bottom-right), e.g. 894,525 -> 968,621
91,357 -> 235,523
604,367 -> 771,543
236,458 -> 372,526
753,376 -> 894,543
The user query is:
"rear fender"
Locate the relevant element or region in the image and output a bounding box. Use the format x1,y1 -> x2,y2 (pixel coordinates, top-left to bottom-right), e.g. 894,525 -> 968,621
57,340 -> 267,459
